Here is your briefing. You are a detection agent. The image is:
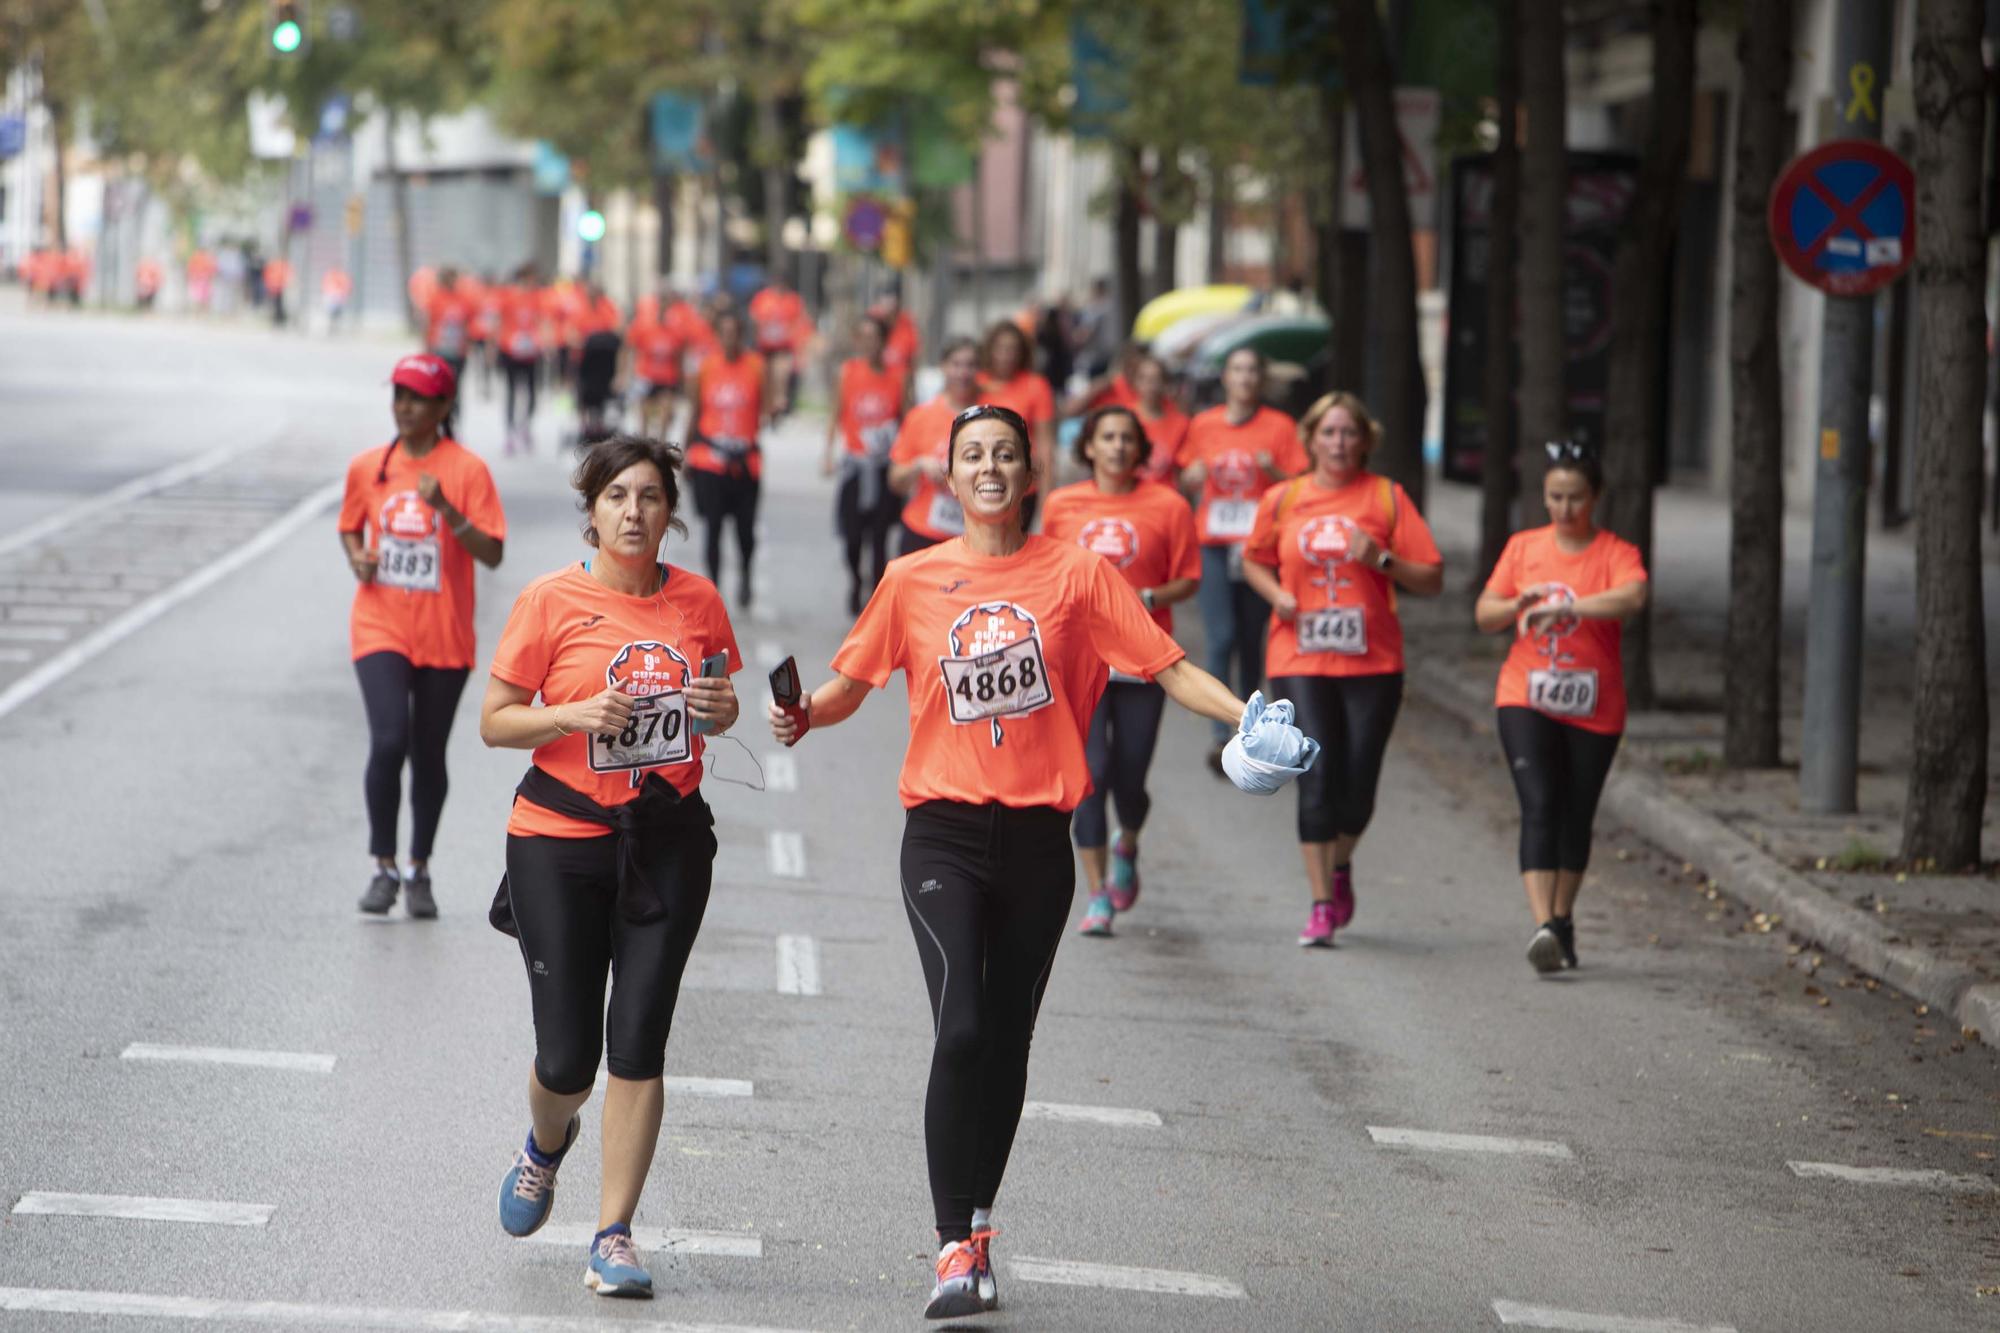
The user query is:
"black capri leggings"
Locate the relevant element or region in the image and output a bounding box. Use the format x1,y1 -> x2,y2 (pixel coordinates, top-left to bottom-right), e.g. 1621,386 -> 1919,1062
835,461 -> 899,594
354,651 -> 470,861
1274,672 -> 1403,844
1072,680 -> 1168,848
504,820 -> 715,1095
501,352 -> 537,426
688,461 -> 761,588
900,800 -> 1075,1244
1495,706 -> 1622,874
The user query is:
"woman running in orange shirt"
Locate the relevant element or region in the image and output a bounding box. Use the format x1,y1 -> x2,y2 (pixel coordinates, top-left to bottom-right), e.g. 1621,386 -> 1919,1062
684,310 -> 769,605
887,336 -> 981,557
479,436 -> 741,1298
337,355 -> 506,917
1475,441 -> 1648,973
1040,406 -> 1201,936
976,320 -> 1056,488
823,314 -> 907,612
767,403 -> 1305,1321
1241,392 -> 1443,947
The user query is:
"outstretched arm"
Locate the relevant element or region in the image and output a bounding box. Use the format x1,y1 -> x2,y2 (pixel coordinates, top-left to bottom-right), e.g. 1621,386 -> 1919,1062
1156,658 -> 1244,728
767,672 -> 873,744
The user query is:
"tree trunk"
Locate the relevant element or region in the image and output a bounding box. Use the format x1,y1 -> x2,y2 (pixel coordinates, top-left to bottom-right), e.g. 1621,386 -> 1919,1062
757,92 -> 786,278
1599,0 -> 1695,712
1206,153 -> 1229,282
1151,149 -> 1184,299
1314,87 -> 1345,342
654,169 -> 676,283
47,95 -> 68,251
1336,0 -> 1424,504
1114,142 -> 1144,340
1477,0 -> 1522,584
1722,0 -> 1789,769
1516,0 -> 1567,510
1902,0 -> 1990,868
1152,215 -> 1179,301
386,109 -> 416,332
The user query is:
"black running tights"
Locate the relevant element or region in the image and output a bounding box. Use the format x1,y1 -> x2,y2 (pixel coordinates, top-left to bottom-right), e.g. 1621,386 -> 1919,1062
505,823 -> 715,1093
1273,672 -> 1403,844
835,464 -> 897,596
1071,680 -> 1168,847
900,801 -> 1075,1243
354,651 -> 469,861
501,353 -> 537,426
1495,706 -> 1622,873
690,465 -> 760,590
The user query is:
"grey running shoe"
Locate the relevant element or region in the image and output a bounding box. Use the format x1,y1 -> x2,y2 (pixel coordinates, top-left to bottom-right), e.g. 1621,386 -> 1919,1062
1550,915 -> 1578,969
358,869 -> 399,915
403,870 -> 437,919
1527,925 -> 1565,974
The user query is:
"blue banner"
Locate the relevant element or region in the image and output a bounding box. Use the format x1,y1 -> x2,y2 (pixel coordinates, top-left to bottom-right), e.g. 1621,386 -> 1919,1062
1240,0 -> 1339,89
1069,16 -> 1125,139
649,93 -> 707,172
832,124 -> 906,199
533,141 -> 570,196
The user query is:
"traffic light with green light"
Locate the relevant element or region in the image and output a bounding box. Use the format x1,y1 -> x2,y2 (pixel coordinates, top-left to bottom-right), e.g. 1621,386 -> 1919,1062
576,211 -> 607,243
270,1 -> 306,55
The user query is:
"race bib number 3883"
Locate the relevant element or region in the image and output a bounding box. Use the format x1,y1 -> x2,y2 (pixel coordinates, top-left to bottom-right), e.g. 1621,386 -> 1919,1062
376,534 -> 441,592
938,638 -> 1053,725
588,693 -> 691,772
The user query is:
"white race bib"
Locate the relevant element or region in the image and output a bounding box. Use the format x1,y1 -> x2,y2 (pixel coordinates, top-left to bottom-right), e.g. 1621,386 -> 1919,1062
1528,668 -> 1598,719
1298,606 -> 1367,655
587,692 -> 691,772
926,491 -> 965,535
434,320 -> 466,357
861,421 -> 898,457
939,638 -> 1053,725
1207,498 -> 1258,539
376,534 -> 441,592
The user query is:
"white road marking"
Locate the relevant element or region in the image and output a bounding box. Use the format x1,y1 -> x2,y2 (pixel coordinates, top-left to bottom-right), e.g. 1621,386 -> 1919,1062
750,602 -> 780,625
12,1193 -> 273,1227
1492,1300 -> 1738,1332
1022,1101 -> 1163,1128
592,1072 -> 754,1098
0,1284 -> 811,1331
776,934 -> 821,995
0,625 -> 69,642
0,648 -> 30,663
767,830 -> 807,879
1785,1161 -> 1997,1193
0,481 -> 341,723
1008,1257 -> 1246,1299
754,640 -> 786,669
120,1043 -> 336,1074
1366,1126 -> 1574,1159
764,752 -> 798,792
0,435 -> 274,561
529,1225 -> 763,1258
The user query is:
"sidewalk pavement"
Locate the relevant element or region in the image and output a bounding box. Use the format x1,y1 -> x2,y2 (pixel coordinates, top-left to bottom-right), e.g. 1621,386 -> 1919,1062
1403,477 -> 2000,1052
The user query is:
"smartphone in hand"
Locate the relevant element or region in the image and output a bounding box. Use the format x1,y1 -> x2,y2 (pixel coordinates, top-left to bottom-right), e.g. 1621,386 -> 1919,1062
689,651 -> 731,736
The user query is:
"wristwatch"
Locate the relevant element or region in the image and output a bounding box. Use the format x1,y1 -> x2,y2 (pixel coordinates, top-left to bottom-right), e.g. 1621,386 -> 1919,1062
1374,550 -> 1393,572
1140,587 -> 1157,611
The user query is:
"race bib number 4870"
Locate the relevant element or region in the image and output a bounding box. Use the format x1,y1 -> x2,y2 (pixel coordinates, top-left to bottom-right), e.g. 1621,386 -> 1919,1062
1298,606 -> 1366,655
376,534 -> 441,592
588,693 -> 691,772
938,638 -> 1053,725
1528,668 -> 1598,719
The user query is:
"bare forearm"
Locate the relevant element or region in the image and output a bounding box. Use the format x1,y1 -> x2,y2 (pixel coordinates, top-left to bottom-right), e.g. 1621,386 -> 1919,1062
1150,577 -> 1197,608
1575,580 -> 1648,622
1240,561 -> 1284,607
1474,593 -> 1519,634
481,701 -> 569,749
805,675 -> 871,730
1157,658 -> 1243,727
1388,558 -> 1443,597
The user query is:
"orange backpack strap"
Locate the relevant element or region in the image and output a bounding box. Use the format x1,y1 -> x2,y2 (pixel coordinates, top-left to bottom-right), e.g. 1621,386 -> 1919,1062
1378,476 -> 1398,540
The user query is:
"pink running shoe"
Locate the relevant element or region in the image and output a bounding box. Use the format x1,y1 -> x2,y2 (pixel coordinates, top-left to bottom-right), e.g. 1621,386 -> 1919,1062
1107,834 -> 1140,913
1330,865 -> 1356,928
1298,900 -> 1336,948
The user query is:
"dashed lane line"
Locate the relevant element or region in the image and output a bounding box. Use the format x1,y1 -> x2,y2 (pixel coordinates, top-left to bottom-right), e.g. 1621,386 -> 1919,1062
0,481 -> 341,722
754,641 -> 786,669
11,1193 -> 273,1227
1366,1126 -> 1574,1159
0,625 -> 69,641
527,1226 -> 763,1259
120,1043 -> 336,1074
764,752 -> 798,792
0,649 -> 27,664
1785,1161 -> 1997,1193
1022,1101 -> 1163,1128
776,934 -> 822,996
767,830 -> 807,879
1007,1257 -> 1246,1299
592,1072 -> 755,1098
1491,1300 -> 1738,1332
0,435 -> 273,561
0,1285 -> 816,1332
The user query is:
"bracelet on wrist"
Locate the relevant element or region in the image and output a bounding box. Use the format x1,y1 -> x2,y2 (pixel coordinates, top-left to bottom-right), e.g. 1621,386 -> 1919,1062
551,706 -> 572,737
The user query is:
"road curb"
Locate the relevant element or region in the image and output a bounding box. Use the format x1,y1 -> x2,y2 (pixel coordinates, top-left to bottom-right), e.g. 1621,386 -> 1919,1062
1406,659 -> 1994,1051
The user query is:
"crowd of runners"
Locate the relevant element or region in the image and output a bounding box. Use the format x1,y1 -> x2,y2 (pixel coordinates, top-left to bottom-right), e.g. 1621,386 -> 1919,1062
332,272 -> 1647,1317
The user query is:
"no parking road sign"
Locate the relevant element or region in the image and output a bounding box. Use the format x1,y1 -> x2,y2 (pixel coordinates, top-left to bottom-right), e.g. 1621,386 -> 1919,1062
1768,139 -> 1915,296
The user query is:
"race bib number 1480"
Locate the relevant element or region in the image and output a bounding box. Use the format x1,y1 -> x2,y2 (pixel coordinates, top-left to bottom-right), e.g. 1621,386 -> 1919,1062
1528,668 -> 1598,719
939,638 -> 1053,725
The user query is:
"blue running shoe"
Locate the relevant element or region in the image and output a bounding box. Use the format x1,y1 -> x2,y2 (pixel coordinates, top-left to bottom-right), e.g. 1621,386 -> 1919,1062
498,1114 -> 578,1237
1077,892 -> 1115,937
585,1224 -> 654,1299
1108,833 -> 1140,913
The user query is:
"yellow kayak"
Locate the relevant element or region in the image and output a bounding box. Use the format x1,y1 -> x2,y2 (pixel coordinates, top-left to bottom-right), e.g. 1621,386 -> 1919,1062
1132,285 -> 1254,341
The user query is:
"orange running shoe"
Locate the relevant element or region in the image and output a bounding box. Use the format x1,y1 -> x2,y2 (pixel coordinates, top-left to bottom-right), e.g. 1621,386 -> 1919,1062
924,1239 -> 983,1320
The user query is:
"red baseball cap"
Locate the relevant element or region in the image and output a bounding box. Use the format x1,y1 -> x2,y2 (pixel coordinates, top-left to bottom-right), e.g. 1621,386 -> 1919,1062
390,353 -> 457,399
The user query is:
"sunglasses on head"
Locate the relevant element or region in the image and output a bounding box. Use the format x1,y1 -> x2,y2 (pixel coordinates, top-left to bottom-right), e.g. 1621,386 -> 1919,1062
1544,439 -> 1590,464
952,403 -> 1030,434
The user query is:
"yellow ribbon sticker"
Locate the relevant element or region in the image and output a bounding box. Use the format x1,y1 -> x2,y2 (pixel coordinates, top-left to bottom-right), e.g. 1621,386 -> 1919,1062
1846,62 -> 1878,124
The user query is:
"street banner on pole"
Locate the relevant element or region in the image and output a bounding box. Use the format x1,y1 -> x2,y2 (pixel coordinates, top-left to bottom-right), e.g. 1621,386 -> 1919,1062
1768,139 -> 1916,296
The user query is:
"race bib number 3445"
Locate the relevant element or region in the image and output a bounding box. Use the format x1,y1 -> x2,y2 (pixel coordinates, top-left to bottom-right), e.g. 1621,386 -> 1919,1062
938,638 -> 1053,725
588,693 -> 691,772
1528,668 -> 1598,719
376,534 -> 441,592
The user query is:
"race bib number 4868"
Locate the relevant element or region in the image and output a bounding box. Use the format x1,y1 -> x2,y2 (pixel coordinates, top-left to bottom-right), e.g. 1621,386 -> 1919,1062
938,638 -> 1053,725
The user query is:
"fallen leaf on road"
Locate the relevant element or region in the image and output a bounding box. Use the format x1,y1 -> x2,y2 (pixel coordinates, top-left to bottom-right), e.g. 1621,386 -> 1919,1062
1898,1267 -> 1923,1278
1803,985 -> 1824,997
1818,996 -> 1832,1007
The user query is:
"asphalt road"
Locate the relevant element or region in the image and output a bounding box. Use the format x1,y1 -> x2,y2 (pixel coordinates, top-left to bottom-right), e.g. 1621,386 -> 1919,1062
1,309 -> 1996,1332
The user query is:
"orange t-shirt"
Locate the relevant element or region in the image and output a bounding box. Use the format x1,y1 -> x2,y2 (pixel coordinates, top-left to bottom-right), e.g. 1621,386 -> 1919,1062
687,353 -> 767,473
1244,472 -> 1441,678
978,371 -> 1056,430
262,260 -> 292,294
573,295 -> 622,341
837,360 -> 906,457
1177,405 -> 1308,545
749,288 -> 806,352
1485,526 -> 1648,735
1039,480 -> 1201,635
668,301 -> 714,359
425,290 -> 474,358
497,286 -> 543,359
883,313 -> 919,371
831,536 -> 1186,811
628,315 -> 684,385
889,396 -> 963,540
1134,400 -> 1191,485
338,438 -> 507,669
491,563 -> 743,838
321,269 -> 353,301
